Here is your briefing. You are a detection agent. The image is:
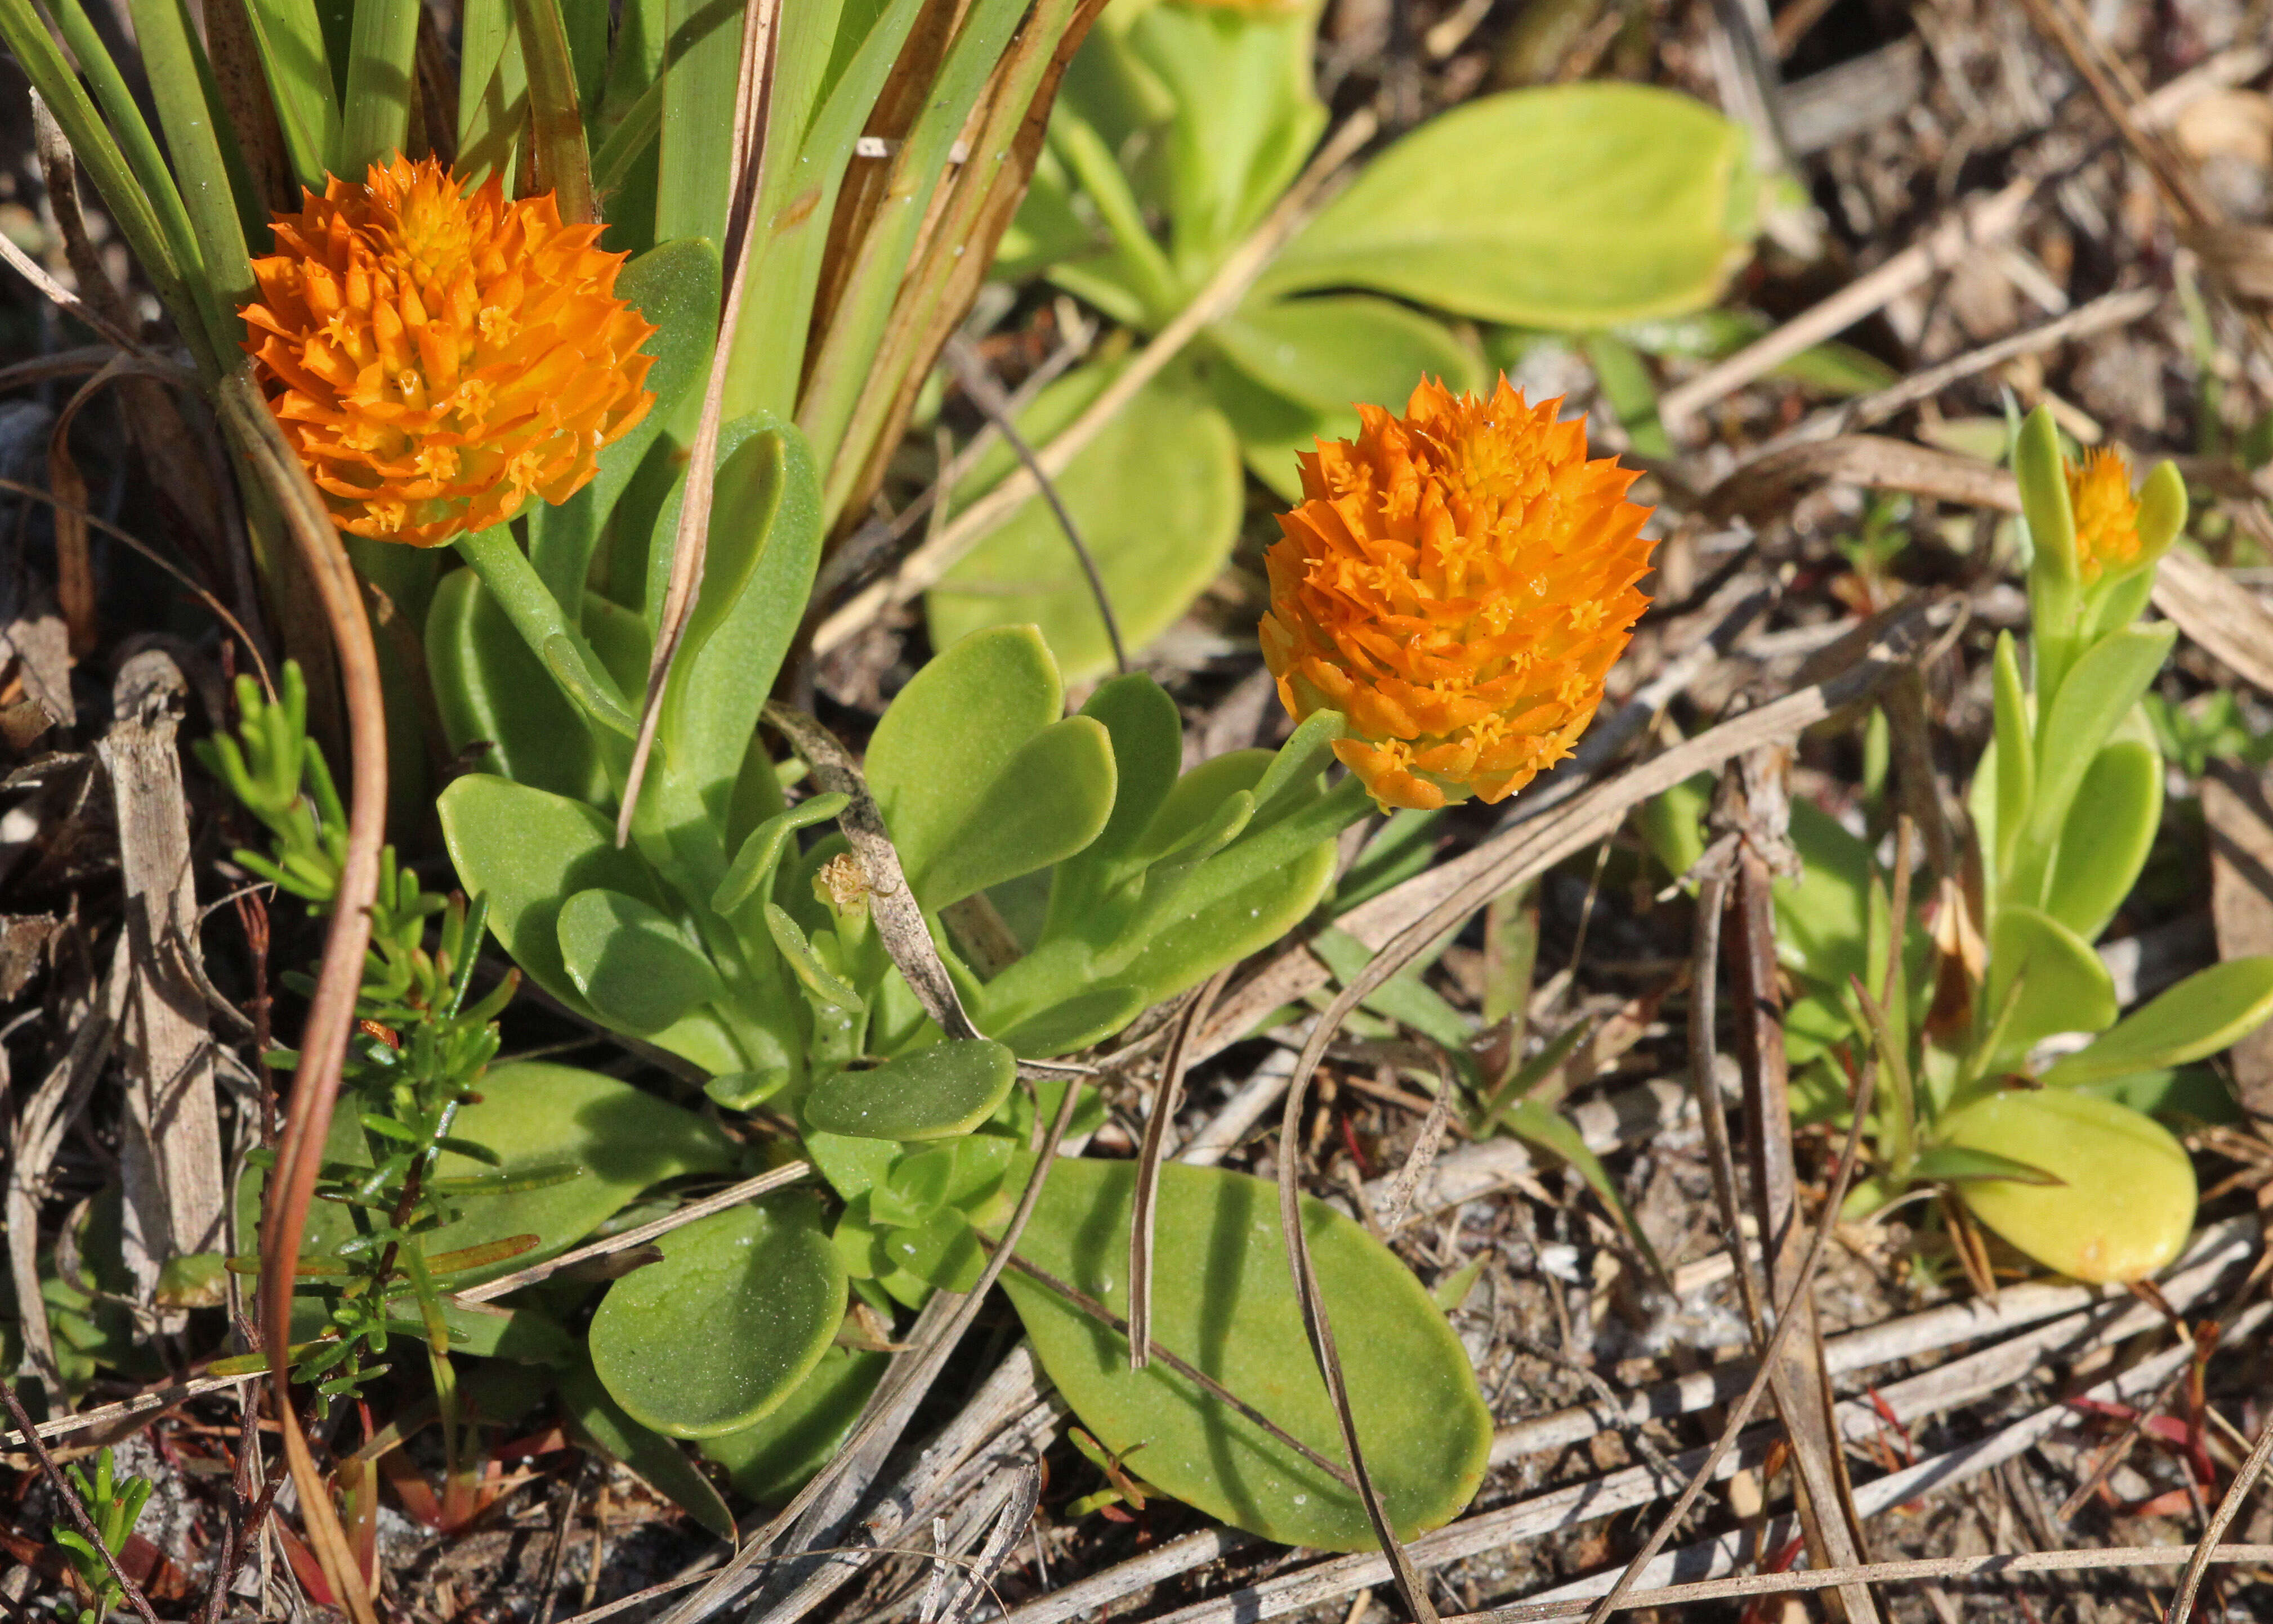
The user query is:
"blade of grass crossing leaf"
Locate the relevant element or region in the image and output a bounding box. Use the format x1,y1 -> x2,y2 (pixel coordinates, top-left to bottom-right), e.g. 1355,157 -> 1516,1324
233,0 -> 340,188
336,0 -> 420,174
8,0 -> 215,367
617,0 -> 784,845
457,0 -> 527,185
1128,971 -> 1229,1372
794,0 -> 1033,483
510,0 -> 593,222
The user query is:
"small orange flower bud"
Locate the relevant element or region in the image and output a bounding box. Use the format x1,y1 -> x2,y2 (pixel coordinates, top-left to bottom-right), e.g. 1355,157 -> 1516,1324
1259,378 -> 1655,811
2064,448 -> 2142,585
240,155 -> 657,548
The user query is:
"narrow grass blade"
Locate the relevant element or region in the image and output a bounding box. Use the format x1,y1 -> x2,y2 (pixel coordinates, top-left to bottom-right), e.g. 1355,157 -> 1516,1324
336,0 -> 422,174
457,0 -> 527,185
1128,971 -> 1229,1371
233,0 -> 342,189
511,0 -> 593,222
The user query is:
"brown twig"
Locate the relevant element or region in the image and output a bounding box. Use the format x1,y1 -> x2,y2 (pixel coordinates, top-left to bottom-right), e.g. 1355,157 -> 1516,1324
1129,971 -> 1229,1370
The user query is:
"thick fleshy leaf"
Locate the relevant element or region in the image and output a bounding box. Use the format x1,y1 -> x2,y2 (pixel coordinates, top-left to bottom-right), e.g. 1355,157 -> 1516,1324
1937,1090 -> 2196,1282
1261,84 -> 1753,325
426,567 -> 602,801
1982,905 -> 2118,1065
2039,957 -> 2273,1087
802,1040 -> 1019,1140
588,1194 -> 845,1438
698,1346 -> 887,1505
563,1363 -> 735,1540
913,716 -> 1118,912
2021,623 -> 2176,868
2042,739 -> 2161,942
439,775 -> 666,1021
1771,799 -> 1873,990
557,888 -> 723,1034
996,1159 -> 1490,1551
929,362 -> 1244,682
867,624 -> 1065,903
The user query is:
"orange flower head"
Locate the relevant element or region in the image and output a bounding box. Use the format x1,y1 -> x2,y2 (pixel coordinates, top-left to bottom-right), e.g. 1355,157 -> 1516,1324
1259,377 -> 1656,811
2064,448 -> 2142,585
240,155 -> 656,547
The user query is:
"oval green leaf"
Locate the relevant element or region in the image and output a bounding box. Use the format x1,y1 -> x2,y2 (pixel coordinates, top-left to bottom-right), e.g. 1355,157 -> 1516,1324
996,1159 -> 1490,1550
1983,904 -> 2118,1067
802,1039 -> 1019,1140
2039,956 -> 2273,1088
1937,1089 -> 2196,1283
557,888 -> 724,1034
1261,84 -> 1753,325
699,1346 -> 888,1505
2043,739 -> 2161,942
589,1194 -> 846,1438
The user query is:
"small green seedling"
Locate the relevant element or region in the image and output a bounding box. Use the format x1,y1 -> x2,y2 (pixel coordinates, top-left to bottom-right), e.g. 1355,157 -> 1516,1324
53,1448 -> 153,1624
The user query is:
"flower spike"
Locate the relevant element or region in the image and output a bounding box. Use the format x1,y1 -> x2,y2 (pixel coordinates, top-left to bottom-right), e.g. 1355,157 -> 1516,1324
1259,377 -> 1656,811
240,155 -> 656,547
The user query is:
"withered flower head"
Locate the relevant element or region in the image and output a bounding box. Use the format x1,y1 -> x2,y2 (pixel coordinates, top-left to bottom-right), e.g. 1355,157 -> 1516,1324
1259,377 -> 1655,811
2064,447 -> 2142,585
240,155 -> 655,547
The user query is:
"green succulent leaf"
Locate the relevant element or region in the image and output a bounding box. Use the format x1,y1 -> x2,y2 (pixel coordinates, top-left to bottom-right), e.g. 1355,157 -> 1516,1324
2042,739 -> 2161,943
2021,623 -> 2175,873
426,568 -> 604,802
1981,905 -> 2119,1069
557,889 -> 724,1034
563,1361 -> 736,1539
1261,84 -> 1753,326
588,1194 -> 845,1438
698,1346 -> 887,1506
917,716 -> 1119,912
802,1040 -> 1019,1140
997,1159 -> 1490,1551
1908,1143 -> 2063,1186
1935,1089 -> 2195,1283
2039,957 -> 2273,1088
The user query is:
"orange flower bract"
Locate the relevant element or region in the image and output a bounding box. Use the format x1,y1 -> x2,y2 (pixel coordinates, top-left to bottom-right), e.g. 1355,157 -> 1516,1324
1259,378 -> 1655,811
2065,447 -> 2142,585
240,156 -> 656,548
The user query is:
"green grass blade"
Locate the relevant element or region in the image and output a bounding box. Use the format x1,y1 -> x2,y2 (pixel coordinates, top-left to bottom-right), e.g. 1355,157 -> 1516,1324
655,0 -> 743,245
11,0 -> 216,366
458,0 -> 527,186
591,70 -> 663,198
235,0 -> 341,189
124,0 -> 258,342
510,0 -> 593,221
335,0 -> 421,173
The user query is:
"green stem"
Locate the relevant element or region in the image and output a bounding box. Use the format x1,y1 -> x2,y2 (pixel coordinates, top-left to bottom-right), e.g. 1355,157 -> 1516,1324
454,526 -> 637,736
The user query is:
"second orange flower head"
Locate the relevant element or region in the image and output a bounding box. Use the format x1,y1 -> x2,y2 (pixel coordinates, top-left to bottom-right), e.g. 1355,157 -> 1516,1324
1260,378 -> 1656,811
240,155 -> 656,548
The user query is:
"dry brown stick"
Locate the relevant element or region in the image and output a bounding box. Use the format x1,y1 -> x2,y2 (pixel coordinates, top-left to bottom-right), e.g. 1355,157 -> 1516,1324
1658,175 -> 2036,434
1753,286 -> 2162,458
218,365 -> 388,1624
1720,748 -> 1879,1624
1128,971 -> 1229,1371
452,1164 -> 814,1304
2168,1386 -> 2273,1623
1579,1041 -> 1878,1624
